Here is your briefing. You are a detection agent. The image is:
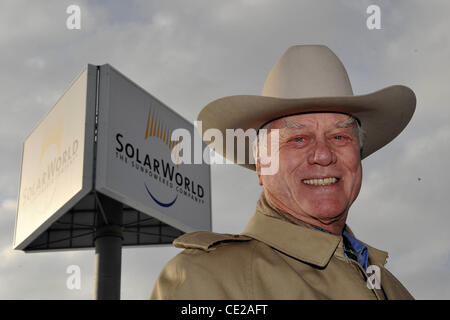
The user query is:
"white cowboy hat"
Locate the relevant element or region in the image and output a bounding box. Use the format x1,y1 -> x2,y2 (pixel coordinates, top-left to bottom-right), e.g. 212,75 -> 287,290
198,45 -> 416,170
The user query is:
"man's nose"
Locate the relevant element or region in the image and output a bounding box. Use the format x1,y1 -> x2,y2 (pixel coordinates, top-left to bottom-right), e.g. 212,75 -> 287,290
308,140 -> 336,166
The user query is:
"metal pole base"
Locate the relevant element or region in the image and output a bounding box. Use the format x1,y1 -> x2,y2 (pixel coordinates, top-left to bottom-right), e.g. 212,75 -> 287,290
93,193 -> 123,300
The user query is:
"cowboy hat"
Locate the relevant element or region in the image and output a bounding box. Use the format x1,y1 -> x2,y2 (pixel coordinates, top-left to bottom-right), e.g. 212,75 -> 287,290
197,45 -> 416,170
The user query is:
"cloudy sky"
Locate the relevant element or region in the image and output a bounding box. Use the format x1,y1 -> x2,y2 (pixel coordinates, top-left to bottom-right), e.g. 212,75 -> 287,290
1,0 -> 449,299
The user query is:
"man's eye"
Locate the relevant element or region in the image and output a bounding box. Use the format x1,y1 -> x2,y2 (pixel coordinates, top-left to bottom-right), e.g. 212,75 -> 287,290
295,137 -> 305,143
333,135 -> 351,144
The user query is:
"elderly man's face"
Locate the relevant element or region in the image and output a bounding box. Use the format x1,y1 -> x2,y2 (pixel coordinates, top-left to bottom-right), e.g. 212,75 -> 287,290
256,113 -> 362,232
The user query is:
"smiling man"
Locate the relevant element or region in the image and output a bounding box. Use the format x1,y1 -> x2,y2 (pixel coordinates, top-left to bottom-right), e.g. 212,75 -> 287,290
151,45 -> 416,300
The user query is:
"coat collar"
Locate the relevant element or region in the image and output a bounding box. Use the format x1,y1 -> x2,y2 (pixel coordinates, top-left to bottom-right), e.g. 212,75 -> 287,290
242,192 -> 388,268
242,193 -> 341,267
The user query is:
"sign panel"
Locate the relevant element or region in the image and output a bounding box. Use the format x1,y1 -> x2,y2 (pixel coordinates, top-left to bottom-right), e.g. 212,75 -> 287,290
14,66 -> 97,250
14,64 -> 210,252
96,65 -> 211,233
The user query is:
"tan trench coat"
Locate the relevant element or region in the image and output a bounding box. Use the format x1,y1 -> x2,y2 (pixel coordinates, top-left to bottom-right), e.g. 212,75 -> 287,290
151,194 -> 413,300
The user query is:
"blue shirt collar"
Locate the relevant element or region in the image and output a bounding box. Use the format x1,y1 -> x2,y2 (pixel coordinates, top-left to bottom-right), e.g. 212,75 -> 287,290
312,225 -> 369,271
342,230 -> 369,271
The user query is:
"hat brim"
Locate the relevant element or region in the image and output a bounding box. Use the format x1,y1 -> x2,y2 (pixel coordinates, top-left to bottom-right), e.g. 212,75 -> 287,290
198,85 -> 416,170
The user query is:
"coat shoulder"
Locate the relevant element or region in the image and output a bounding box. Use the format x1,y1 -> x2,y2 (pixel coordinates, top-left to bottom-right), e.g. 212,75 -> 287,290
173,231 -> 252,251
151,232 -> 255,299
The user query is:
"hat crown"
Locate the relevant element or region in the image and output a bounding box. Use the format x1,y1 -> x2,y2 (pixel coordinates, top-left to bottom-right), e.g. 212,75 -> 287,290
262,45 -> 354,99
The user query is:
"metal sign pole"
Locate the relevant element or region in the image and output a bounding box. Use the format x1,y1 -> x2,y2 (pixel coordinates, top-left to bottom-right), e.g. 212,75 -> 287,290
93,193 -> 123,300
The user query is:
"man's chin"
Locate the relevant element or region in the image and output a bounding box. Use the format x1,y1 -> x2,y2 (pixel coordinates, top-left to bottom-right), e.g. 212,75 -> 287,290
302,202 -> 348,225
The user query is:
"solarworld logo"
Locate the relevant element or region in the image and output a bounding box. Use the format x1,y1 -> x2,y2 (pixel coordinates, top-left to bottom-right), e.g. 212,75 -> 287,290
22,115 -> 79,205
114,106 -> 206,208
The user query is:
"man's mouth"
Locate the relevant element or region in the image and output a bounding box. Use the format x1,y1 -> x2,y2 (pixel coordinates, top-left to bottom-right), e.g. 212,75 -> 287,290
302,177 -> 340,186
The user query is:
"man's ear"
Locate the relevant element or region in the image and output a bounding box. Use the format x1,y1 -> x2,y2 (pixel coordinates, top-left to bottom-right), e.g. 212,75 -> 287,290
253,141 -> 263,186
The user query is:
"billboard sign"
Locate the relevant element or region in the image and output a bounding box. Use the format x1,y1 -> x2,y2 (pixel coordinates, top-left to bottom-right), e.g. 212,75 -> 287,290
14,64 -> 211,252
14,66 -> 97,250
95,65 -> 211,233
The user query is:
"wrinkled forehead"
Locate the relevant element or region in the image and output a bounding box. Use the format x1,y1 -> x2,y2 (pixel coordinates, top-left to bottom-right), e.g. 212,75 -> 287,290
261,112 -> 359,131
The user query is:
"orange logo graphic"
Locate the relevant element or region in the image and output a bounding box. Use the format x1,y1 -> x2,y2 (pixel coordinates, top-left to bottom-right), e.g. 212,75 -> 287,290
145,107 -> 181,167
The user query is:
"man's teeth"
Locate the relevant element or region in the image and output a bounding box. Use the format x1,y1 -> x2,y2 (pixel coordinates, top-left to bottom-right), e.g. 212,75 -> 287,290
302,177 -> 339,186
